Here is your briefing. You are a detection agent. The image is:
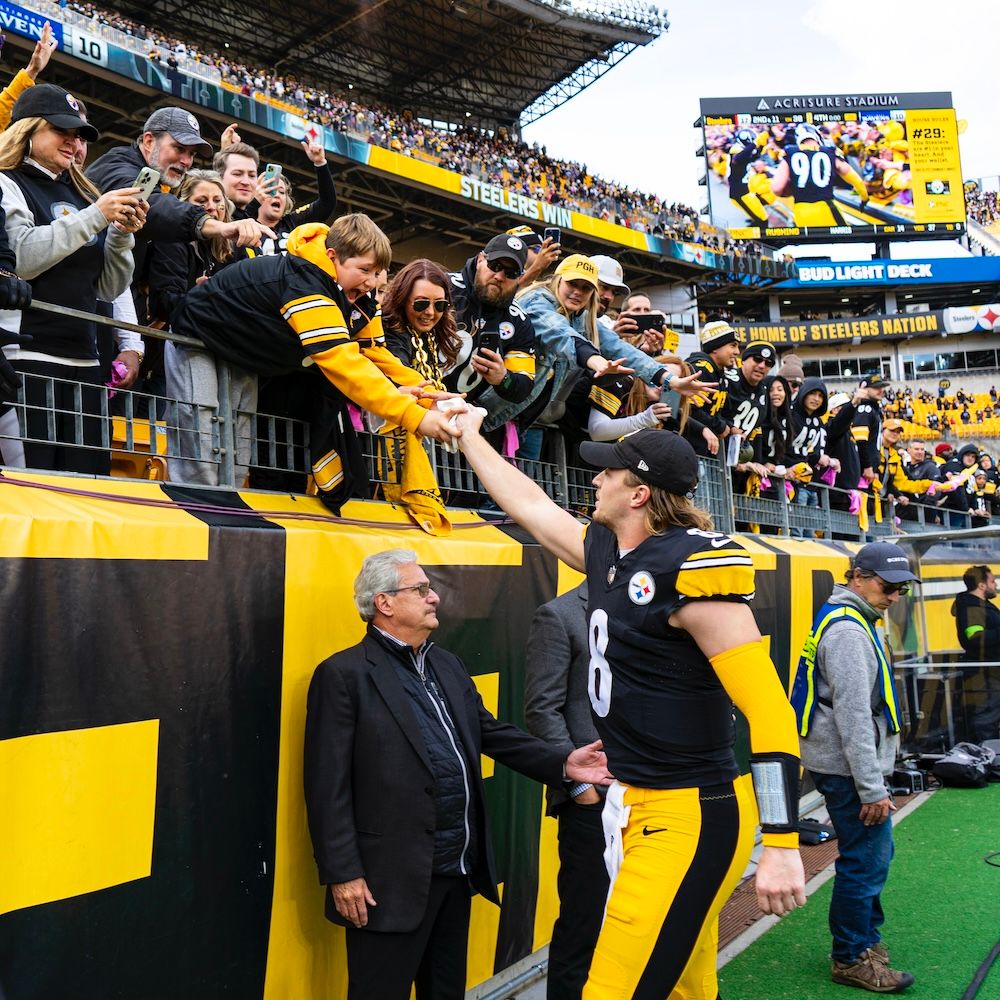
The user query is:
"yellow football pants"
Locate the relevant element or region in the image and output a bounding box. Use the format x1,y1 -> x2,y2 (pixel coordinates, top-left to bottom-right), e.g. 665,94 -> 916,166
583,779 -> 755,1000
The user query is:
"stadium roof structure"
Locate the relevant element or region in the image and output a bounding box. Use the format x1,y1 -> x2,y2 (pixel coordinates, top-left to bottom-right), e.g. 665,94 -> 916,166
106,0 -> 668,128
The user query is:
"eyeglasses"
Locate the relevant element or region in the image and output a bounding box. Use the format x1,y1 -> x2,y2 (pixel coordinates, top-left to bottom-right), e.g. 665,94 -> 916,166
383,582 -> 433,598
411,298 -> 448,314
486,259 -> 521,280
878,580 -> 910,596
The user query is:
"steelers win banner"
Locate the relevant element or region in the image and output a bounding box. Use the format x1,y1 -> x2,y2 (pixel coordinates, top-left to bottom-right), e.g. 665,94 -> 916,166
0,475 -> 884,998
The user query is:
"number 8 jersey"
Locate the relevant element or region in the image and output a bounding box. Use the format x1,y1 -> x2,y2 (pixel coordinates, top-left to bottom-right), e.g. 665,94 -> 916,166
583,521 -> 756,788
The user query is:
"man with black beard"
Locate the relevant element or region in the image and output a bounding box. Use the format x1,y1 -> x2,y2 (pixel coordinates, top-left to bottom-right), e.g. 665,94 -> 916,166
445,234 -> 536,415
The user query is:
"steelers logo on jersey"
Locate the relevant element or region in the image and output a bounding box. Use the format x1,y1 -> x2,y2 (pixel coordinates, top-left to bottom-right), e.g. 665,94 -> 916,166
628,571 -> 656,605
499,321 -> 515,340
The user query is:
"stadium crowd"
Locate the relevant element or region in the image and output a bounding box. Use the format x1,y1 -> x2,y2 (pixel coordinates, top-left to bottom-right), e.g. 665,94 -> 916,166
966,186 -> 1000,227
0,28 -> 990,538
52,0 -> 766,250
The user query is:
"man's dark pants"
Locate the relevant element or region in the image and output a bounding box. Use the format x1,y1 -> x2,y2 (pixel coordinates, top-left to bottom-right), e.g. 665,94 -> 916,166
812,772 -> 894,964
547,799 -> 609,1000
344,874 -> 471,1000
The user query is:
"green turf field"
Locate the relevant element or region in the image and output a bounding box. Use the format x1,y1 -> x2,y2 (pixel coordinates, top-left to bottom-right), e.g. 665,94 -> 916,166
719,784 -> 1000,999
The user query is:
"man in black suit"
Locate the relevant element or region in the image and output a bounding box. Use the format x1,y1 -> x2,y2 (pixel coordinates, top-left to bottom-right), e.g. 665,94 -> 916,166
303,549 -> 611,1000
525,582 -> 608,1000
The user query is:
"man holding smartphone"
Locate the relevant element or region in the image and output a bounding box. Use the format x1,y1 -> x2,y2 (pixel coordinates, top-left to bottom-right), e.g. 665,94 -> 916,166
446,234 -> 537,412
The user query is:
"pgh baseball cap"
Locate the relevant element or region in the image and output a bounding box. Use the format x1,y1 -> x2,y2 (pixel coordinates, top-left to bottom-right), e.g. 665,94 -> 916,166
142,107 -> 213,157
555,254 -> 600,290
851,542 -> 920,583
11,85 -> 99,141
883,418 -> 904,432
579,429 -> 699,496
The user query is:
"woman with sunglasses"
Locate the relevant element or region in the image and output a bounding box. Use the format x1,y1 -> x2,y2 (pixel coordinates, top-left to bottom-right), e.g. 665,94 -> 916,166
382,259 -> 461,389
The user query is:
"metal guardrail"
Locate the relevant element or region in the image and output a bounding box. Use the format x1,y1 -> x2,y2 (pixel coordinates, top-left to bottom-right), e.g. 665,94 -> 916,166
0,299 -> 975,538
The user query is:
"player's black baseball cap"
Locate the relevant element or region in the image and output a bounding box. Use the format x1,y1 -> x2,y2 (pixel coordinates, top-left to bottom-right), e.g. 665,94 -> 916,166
579,429 -> 699,496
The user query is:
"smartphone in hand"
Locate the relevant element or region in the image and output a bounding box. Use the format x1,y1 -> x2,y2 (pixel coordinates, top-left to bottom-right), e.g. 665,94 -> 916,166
133,167 -> 161,201
261,163 -> 282,189
478,332 -> 501,356
543,226 -> 561,244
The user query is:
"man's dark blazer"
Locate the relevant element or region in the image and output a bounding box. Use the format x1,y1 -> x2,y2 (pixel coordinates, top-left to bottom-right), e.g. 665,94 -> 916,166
303,630 -> 567,933
524,583 -> 598,815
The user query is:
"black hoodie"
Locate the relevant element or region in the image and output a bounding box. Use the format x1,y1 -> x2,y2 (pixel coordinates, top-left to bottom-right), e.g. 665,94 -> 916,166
951,590 -> 1000,662
788,376 -> 828,468
940,444 -> 979,512
825,398 -> 862,497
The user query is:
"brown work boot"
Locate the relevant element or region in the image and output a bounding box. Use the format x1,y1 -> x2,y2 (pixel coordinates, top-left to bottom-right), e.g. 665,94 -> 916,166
869,942 -> 890,964
831,948 -> 914,993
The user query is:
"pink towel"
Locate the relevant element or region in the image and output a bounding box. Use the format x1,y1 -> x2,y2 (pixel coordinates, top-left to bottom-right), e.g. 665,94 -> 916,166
502,421 -> 519,459
347,403 -> 364,433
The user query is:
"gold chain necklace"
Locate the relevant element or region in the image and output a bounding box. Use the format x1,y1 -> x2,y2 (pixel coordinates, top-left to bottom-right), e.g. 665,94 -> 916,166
408,326 -> 446,390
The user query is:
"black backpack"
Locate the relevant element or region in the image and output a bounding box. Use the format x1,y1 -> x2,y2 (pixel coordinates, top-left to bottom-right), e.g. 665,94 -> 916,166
932,742 -> 997,788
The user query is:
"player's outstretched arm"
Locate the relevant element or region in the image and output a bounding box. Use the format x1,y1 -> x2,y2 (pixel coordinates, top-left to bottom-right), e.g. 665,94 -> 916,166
456,408 -> 585,571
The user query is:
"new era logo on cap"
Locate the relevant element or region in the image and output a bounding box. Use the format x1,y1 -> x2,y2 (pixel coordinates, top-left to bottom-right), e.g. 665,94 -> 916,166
637,460 -> 650,472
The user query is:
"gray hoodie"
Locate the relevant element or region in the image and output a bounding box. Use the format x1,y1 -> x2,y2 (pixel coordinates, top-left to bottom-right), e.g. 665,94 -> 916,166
799,584 -> 898,802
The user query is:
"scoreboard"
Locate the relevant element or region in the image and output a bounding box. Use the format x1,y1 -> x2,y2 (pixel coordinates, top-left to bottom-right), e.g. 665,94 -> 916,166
699,92 -> 966,242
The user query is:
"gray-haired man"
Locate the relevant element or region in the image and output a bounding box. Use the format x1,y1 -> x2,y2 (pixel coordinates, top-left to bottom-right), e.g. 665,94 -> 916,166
303,549 -> 612,1000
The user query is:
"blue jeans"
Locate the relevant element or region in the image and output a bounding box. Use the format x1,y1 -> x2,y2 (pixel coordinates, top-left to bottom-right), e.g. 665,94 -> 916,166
791,484 -> 820,537
812,771 -> 894,964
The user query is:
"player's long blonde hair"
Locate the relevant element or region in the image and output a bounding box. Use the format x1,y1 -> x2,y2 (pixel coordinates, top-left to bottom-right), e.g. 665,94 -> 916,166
624,471 -> 714,535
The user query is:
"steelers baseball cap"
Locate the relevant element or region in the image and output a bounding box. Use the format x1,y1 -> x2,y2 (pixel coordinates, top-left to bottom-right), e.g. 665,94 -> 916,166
505,225 -> 542,249
142,106 -> 213,157
11,85 -> 99,141
859,373 -> 889,389
579,429 -> 699,496
883,418 -> 904,432
741,341 -> 776,364
555,254 -> 600,291
827,392 -> 852,411
483,233 -> 528,275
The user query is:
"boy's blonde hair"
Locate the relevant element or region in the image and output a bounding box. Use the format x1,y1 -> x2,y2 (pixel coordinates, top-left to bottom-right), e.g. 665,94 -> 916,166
326,213 -> 391,271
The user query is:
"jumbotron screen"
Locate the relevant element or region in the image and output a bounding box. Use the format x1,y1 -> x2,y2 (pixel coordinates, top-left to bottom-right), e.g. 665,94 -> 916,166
699,92 -> 966,241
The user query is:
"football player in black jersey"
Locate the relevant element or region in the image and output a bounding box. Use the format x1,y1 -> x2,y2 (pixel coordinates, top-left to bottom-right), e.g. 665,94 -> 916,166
457,415 -> 806,1000
771,122 -> 869,227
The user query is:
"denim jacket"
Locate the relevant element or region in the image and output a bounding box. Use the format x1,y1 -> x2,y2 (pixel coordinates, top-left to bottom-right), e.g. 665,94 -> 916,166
482,286 -> 593,430
596,316 -> 667,388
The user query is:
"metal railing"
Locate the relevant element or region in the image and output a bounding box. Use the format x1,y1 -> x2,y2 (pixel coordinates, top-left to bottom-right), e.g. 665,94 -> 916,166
0,300 -> 977,538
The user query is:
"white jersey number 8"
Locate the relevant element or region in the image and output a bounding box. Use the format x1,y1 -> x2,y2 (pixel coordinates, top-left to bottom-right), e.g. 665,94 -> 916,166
588,608 -> 613,717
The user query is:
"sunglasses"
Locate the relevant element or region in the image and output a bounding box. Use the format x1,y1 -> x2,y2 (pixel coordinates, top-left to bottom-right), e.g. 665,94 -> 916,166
878,580 -> 910,597
486,259 -> 521,280
411,298 -> 448,314
384,582 -> 433,598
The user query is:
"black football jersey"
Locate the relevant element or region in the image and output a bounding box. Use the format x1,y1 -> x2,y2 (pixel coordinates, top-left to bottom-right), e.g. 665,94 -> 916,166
583,521 -> 755,788
784,145 -> 838,202
723,371 -> 767,460
589,371 -> 633,418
